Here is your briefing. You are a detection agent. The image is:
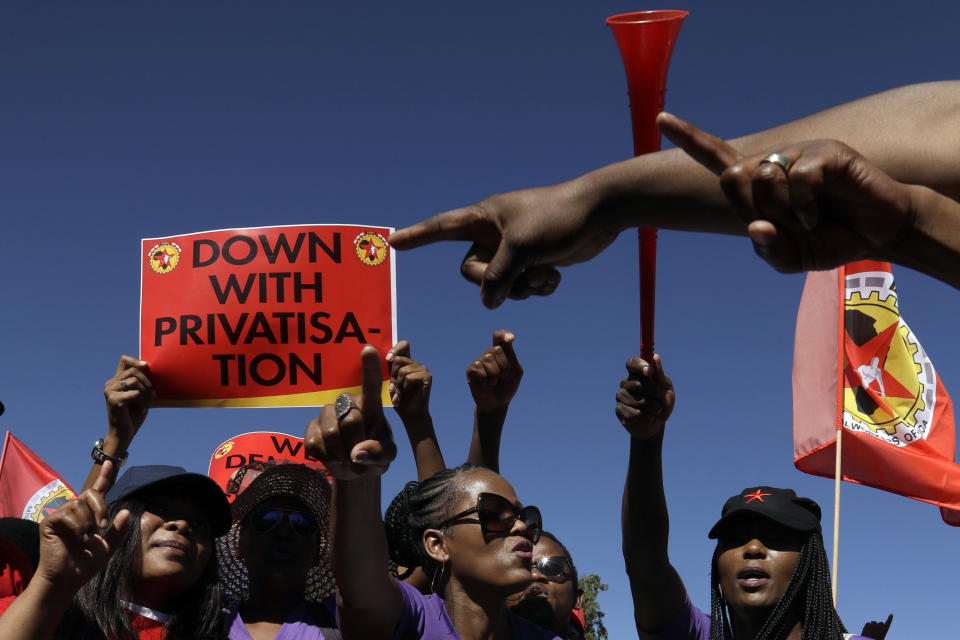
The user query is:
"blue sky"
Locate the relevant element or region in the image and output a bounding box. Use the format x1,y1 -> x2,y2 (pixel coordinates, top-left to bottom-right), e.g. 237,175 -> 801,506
2,2 -> 958,637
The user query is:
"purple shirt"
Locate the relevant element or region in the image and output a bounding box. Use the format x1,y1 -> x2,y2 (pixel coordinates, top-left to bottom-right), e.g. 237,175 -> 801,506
226,600 -> 341,640
392,580 -> 561,640
637,594 -> 868,640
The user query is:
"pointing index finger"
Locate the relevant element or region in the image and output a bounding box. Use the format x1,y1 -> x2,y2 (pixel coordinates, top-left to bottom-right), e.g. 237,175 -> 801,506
389,206 -> 488,250
360,346 -> 385,431
657,112 -> 743,176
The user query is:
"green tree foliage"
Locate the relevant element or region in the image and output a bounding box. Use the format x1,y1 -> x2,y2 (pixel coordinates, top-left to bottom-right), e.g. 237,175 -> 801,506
578,573 -> 608,640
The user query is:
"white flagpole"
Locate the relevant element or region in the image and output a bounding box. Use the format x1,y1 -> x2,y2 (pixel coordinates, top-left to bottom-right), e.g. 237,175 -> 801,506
832,427 -> 842,606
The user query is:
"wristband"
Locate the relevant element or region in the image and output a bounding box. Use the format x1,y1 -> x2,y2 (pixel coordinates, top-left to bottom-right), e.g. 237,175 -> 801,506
91,438 -> 128,467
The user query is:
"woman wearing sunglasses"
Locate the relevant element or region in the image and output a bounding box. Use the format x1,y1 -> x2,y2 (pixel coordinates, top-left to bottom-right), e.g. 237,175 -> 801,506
507,532 -> 585,640
217,463 -> 341,640
305,346 -> 560,640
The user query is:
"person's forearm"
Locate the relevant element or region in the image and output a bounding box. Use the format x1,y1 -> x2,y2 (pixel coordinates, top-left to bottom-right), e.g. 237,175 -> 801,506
623,432 -> 685,632
466,407 -> 507,473
583,82 -> 960,235
331,476 -> 401,640
0,576 -> 75,640
888,184 -> 960,288
399,415 -> 446,481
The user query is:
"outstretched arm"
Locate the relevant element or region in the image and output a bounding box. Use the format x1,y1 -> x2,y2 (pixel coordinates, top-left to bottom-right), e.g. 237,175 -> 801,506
465,330 -> 523,473
81,356 -> 154,492
0,463 -> 128,640
304,347 -> 401,640
617,355 -> 686,634
390,82 -> 960,306
388,341 -> 445,481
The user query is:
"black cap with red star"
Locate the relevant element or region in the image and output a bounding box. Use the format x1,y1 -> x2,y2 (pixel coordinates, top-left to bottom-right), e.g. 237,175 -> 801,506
708,486 -> 821,539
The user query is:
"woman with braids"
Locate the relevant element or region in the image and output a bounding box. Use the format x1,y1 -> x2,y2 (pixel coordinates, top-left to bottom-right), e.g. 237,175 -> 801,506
304,345 -> 559,640
617,354 -> 867,640
0,462 -> 231,640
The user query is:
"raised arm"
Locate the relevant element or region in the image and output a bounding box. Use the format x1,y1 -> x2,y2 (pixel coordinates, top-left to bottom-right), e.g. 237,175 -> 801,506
616,354 -> 685,634
387,341 -> 445,481
390,82 -> 960,307
465,330 -> 523,473
81,356 -> 154,492
0,463 -> 128,640
304,346 -> 401,640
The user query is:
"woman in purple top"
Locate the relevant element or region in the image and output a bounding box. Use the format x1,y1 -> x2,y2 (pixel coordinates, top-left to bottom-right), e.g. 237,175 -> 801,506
617,354 -> 869,640
303,346 -> 560,640
218,464 -> 341,640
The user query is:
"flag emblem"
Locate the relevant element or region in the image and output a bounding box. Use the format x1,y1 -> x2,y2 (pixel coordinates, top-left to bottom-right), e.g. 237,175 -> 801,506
23,479 -> 75,522
842,267 -> 935,447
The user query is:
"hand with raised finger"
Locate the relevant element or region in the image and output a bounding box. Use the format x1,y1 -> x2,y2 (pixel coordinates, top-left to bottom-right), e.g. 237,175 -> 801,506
386,341 -> 432,424
35,461 -> 129,595
305,346 -> 397,481
467,329 -> 524,413
390,179 -> 618,308
658,112 -> 916,272
103,355 -> 155,445
728,141 -> 914,272
616,354 -> 675,441
860,613 -> 893,640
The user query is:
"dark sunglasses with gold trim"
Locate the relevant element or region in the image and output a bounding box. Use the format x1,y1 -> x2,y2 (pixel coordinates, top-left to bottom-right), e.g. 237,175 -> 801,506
435,492 -> 542,543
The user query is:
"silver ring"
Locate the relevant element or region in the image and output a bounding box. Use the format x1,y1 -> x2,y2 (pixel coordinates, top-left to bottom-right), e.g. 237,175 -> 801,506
334,393 -> 357,420
120,378 -> 127,391
760,152 -> 792,175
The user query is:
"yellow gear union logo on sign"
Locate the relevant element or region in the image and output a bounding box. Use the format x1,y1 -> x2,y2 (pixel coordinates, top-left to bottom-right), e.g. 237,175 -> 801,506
353,232 -> 388,267
147,241 -> 183,274
841,268 -> 936,447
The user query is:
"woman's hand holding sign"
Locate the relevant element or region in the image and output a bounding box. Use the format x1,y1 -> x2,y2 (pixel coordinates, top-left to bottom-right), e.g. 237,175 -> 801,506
305,346 -> 397,481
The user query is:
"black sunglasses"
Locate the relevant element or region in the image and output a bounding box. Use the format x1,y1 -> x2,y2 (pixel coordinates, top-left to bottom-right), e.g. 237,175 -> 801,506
248,505 -> 319,537
533,555 -> 571,581
436,492 -> 541,543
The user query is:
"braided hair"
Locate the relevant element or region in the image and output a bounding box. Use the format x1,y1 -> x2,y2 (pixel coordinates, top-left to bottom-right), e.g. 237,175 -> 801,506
395,462 -> 480,591
385,480 -> 420,580
708,531 -> 847,640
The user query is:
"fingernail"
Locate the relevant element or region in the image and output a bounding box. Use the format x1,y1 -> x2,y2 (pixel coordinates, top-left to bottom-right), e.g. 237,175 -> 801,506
505,332 -> 514,340
100,518 -> 108,529
354,450 -> 369,463
386,352 -> 394,361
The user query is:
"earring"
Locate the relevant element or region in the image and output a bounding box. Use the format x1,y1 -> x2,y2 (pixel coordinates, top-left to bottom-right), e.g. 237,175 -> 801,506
430,559 -> 447,593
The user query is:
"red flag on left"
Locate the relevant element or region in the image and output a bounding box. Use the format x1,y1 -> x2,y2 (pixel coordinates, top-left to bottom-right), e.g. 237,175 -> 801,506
0,431 -> 76,521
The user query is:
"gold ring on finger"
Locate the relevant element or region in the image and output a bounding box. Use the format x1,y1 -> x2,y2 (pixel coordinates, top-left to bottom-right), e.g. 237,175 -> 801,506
759,152 -> 793,175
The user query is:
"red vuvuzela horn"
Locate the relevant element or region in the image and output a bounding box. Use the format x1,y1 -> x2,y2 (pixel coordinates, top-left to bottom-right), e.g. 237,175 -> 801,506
607,10 -> 687,361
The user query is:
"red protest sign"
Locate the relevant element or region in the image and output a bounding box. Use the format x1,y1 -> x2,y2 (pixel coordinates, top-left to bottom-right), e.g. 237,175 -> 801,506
140,224 -> 396,407
207,431 -> 327,502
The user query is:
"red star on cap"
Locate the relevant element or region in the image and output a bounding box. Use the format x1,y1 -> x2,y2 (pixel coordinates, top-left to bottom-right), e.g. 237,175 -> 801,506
743,489 -> 771,503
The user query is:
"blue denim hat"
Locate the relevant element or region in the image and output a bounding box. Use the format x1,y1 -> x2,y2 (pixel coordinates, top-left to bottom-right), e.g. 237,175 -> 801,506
106,465 -> 231,536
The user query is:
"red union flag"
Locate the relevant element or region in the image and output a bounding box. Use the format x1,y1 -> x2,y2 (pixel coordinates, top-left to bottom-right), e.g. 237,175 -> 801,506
793,260 -> 960,524
140,224 -> 397,408
0,431 -> 76,521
